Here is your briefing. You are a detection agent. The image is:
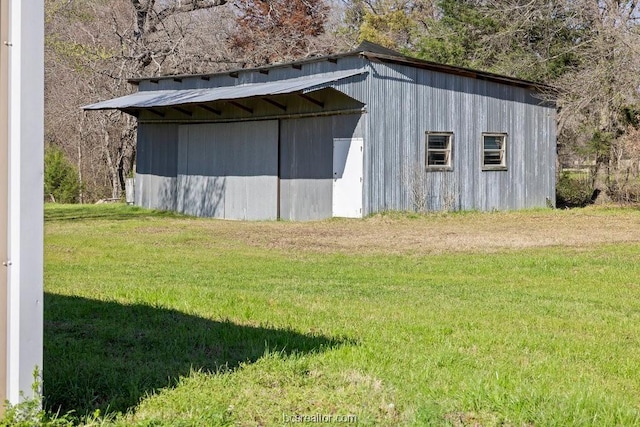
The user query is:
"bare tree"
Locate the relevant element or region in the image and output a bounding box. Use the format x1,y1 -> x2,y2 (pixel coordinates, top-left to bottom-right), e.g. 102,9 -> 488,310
554,0 -> 640,199
46,0 -> 234,200
231,0 -> 334,66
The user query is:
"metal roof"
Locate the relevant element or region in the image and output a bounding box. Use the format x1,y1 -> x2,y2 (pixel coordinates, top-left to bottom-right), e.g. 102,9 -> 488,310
83,70 -> 366,110
125,41 -> 552,93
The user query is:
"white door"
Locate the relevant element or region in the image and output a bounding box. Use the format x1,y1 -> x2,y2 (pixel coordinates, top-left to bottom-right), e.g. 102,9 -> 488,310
333,138 -> 363,218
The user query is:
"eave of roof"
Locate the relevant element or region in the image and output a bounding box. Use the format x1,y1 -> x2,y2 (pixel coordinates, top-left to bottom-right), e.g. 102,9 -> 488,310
83,70 -> 367,111
127,42 -> 554,93
362,52 -> 554,92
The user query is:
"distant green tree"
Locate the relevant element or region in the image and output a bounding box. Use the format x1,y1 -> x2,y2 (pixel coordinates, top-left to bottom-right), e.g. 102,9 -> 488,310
44,146 -> 81,203
414,0 -> 584,81
341,0 -> 583,81
339,0 -> 438,51
417,0 -> 494,68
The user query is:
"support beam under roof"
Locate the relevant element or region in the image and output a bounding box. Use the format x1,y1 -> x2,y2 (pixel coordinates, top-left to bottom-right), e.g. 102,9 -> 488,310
172,106 -> 192,117
198,104 -> 222,115
261,98 -> 287,112
228,101 -> 253,114
148,108 -> 165,118
298,93 -> 324,108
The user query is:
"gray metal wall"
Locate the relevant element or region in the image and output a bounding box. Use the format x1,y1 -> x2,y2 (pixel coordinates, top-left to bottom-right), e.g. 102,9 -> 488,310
361,61 -> 556,214
279,114 -> 363,221
176,121 -> 278,220
136,123 -> 179,211
136,114 -> 363,221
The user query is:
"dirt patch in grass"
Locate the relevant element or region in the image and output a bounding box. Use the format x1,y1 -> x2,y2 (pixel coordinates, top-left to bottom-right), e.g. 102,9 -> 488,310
183,207 -> 640,255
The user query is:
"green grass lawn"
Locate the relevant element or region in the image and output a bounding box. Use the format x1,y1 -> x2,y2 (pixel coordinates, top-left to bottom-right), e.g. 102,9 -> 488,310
43,204 -> 640,426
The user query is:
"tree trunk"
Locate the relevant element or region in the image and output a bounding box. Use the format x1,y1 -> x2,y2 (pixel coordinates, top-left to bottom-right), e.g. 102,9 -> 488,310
102,130 -> 120,200
78,113 -> 86,204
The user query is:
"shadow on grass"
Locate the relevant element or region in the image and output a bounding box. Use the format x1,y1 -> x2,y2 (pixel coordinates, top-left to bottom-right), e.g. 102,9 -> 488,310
44,293 -> 346,418
44,204 -> 181,222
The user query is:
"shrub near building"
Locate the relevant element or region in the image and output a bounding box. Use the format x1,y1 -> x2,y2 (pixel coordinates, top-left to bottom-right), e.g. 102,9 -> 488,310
44,146 -> 81,203
556,171 -> 594,208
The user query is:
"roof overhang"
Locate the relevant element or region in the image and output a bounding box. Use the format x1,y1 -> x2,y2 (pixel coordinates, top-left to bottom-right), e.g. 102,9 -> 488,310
83,70 -> 367,113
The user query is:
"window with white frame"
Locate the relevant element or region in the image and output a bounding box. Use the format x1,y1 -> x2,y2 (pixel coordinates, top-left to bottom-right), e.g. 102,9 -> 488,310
425,132 -> 453,170
482,133 -> 507,170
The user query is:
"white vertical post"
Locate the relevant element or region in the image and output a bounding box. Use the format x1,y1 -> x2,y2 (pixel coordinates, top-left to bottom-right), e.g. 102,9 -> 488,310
5,0 -> 44,404
0,0 -> 8,409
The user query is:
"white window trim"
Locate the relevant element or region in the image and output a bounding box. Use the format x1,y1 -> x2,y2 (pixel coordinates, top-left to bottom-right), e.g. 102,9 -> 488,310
482,133 -> 508,171
425,132 -> 453,171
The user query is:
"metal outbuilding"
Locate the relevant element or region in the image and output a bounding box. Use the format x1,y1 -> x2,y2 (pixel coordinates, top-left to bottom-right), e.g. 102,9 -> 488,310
84,42 -> 556,220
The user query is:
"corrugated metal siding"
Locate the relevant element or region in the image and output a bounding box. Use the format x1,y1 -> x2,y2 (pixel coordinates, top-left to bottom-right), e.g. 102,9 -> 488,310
326,68 -> 371,215
363,61 -> 556,214
135,123 -> 179,211
279,114 -> 363,221
279,116 -> 333,221
176,121 -> 278,220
